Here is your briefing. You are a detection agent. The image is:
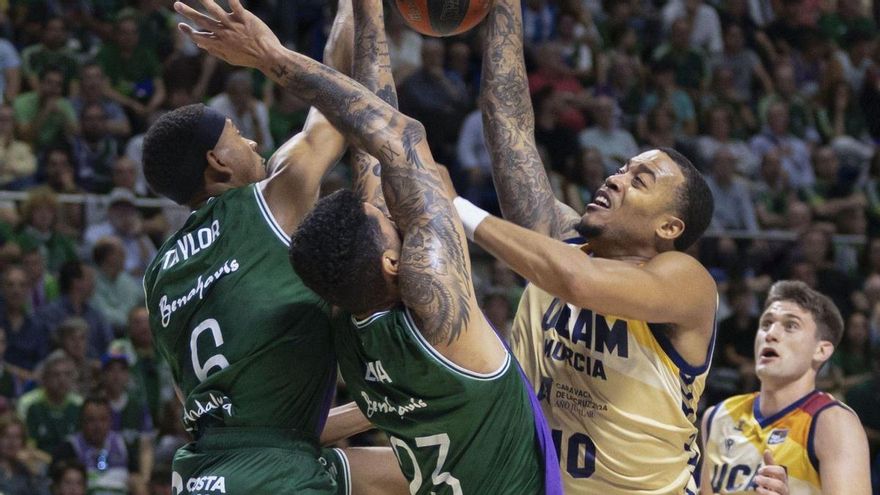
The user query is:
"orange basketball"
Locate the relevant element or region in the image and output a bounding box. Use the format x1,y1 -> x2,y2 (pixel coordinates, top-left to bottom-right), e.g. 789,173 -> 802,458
394,0 -> 493,37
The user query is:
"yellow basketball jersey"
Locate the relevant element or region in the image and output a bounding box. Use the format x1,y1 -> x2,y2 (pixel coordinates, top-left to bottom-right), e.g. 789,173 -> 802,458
703,390 -> 845,494
512,268 -> 715,494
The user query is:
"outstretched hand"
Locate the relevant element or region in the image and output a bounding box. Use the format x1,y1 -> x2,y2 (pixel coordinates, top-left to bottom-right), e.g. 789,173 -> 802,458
174,0 -> 280,70
755,450 -> 789,495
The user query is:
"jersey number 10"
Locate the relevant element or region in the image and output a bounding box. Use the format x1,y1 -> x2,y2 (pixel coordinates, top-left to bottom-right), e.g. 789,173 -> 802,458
552,429 -> 597,479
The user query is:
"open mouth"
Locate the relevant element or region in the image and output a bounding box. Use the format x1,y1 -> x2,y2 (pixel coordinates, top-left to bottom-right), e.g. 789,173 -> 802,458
759,348 -> 779,360
589,190 -> 612,209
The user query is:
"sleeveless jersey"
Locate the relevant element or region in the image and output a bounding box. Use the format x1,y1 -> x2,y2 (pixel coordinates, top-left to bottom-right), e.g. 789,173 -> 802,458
512,258 -> 715,494
334,307 -> 559,494
143,184 -> 335,440
703,390 -> 847,494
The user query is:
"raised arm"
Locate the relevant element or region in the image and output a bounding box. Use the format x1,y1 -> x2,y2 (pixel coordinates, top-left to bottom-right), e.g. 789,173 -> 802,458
480,0 -> 580,239
349,0 -> 398,215
260,0 -> 353,232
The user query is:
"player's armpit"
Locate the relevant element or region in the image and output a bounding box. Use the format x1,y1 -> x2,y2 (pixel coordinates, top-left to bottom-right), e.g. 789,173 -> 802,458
320,402 -> 372,446
814,406 -> 871,495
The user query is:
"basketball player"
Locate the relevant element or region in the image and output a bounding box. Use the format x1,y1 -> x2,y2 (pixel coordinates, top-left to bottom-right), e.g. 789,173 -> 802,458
142,2 -> 402,494
444,0 -> 718,492
283,0 -> 561,492
700,280 -> 870,494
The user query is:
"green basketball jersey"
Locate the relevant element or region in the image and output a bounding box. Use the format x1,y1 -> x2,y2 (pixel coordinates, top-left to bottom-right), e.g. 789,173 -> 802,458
143,184 -> 335,440
334,307 -> 544,494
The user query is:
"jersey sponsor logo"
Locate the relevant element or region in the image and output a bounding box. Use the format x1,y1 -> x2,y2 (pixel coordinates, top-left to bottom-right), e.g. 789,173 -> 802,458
365,360 -> 392,383
767,429 -> 788,445
541,298 -> 629,358
547,381 -> 608,419
184,475 -> 227,494
162,220 -> 222,270
158,259 -> 240,327
360,391 -> 427,419
710,462 -> 760,492
181,391 -> 234,432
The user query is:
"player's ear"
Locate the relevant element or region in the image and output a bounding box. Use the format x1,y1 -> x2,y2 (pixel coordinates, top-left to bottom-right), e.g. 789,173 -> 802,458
381,249 -> 400,277
205,149 -> 233,183
813,340 -> 834,365
657,215 -> 684,243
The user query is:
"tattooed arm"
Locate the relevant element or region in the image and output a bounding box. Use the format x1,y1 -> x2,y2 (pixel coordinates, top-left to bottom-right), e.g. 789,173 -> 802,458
176,0 -> 505,368
480,0 -> 580,239
350,0 -> 397,215
260,0 -> 352,233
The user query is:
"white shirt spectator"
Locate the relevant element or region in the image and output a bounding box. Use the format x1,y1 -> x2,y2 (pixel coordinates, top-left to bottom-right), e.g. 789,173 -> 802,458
662,0 -> 723,54
456,110 -> 491,175
208,93 -> 274,154
0,39 -> 20,99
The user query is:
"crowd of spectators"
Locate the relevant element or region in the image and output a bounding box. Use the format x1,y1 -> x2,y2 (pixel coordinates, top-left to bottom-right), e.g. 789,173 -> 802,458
0,0 -> 876,493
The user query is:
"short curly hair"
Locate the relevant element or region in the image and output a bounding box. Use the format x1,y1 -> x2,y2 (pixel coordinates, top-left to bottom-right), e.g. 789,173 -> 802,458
142,104 -> 209,205
289,190 -> 390,315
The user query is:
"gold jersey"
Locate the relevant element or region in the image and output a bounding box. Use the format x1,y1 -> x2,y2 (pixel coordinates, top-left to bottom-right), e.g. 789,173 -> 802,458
703,391 -> 845,494
512,268 -> 715,494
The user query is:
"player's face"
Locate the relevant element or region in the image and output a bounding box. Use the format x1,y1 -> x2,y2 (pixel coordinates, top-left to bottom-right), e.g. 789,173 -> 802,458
213,119 -> 266,187
754,301 -> 828,383
577,150 -> 684,246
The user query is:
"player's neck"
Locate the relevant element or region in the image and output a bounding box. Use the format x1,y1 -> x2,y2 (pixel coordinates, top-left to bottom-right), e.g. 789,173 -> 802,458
758,373 -> 816,417
590,240 -> 655,264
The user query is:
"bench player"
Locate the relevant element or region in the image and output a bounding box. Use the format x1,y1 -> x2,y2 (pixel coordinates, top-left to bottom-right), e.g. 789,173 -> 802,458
700,280 -> 870,495
446,0 -> 719,492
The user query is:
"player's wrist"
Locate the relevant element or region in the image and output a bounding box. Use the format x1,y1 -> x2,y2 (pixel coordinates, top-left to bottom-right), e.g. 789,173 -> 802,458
453,197 -> 489,241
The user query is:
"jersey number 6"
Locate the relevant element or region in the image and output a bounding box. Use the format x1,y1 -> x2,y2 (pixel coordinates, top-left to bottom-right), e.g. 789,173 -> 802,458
190,318 -> 230,382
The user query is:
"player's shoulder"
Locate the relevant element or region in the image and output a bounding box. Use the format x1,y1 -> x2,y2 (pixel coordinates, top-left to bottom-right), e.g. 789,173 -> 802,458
712,392 -> 759,420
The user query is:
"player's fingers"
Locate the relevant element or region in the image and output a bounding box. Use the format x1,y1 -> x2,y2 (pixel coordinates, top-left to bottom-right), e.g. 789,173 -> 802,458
178,23 -> 218,50
757,465 -> 787,480
228,0 -> 246,17
763,449 -> 777,466
173,2 -> 217,31
755,474 -> 788,495
196,0 -> 228,20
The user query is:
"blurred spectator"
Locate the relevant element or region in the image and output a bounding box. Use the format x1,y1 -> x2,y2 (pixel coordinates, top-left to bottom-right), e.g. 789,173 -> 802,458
398,39 -> 470,166
595,51 -> 644,128
20,17 -> 78,92
385,6 -> 422,84
819,0 -> 876,44
0,264 -> 48,371
528,41 -> 591,131
843,348 -> 880,472
523,0 -> 557,45
83,188 -> 156,276
0,327 -> 27,403
816,80 -> 868,144
69,63 -> 131,139
864,151 -> 880,235
109,307 -> 170,423
532,87 -> 580,174
0,36 -> 20,103
834,27 -> 876,96
128,3 -> 174,60
559,147 -> 605,212
39,148 -> 84,238
700,66 -> 759,139
55,317 -> 98,397
96,13 -> 165,129
758,62 -> 818,142
91,236 -> 142,331
710,23 -> 773,104
17,350 -> 81,453
706,147 -> 759,233
554,13 -> 594,82
696,105 -> 759,176
640,101 -> 681,150
578,95 -> 637,175
34,260 -> 112,360
661,0 -> 723,55
14,187 -> 78,273
829,311 -> 874,394
21,245 -> 57,311
455,106 -> 496,212
651,18 -> 706,94
0,103 -> 36,189
47,459 -> 87,495
110,157 -> 139,195
52,396 -> 146,495
800,146 -> 865,222
152,399 -> 186,468
0,414 -> 48,494
96,352 -> 153,475
640,59 -> 697,138
208,70 -> 273,155
72,103 -> 119,194
265,84 -> 308,149
12,66 -> 78,151
750,101 -> 813,189
792,227 -> 858,317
